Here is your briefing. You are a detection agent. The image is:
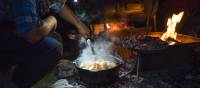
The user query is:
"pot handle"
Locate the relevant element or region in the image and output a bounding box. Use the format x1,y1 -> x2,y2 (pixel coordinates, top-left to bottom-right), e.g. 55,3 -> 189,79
108,55 -> 125,65
72,59 -> 79,65
72,60 -> 76,64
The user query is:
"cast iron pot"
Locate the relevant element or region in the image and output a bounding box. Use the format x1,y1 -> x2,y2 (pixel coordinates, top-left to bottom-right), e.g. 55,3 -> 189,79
73,55 -> 124,85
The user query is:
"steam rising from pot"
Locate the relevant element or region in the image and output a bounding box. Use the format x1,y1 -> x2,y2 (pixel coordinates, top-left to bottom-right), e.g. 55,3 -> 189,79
77,37 -> 116,63
76,37 -> 123,71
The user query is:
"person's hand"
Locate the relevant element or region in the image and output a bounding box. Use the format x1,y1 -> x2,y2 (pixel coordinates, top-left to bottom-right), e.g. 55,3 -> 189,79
49,0 -> 67,13
77,23 -> 90,38
51,0 -> 67,3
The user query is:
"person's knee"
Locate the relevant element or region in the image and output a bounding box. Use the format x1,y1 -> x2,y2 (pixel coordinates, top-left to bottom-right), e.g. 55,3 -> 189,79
38,36 -> 63,59
47,40 -> 63,59
49,32 -> 63,43
53,41 -> 63,58
48,33 -> 63,55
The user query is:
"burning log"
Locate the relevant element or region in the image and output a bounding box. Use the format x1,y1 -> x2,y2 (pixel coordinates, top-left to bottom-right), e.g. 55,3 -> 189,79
166,37 -> 179,43
165,37 -> 181,45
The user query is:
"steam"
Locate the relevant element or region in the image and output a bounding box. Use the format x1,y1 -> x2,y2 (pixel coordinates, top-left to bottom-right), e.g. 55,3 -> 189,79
77,37 -> 119,65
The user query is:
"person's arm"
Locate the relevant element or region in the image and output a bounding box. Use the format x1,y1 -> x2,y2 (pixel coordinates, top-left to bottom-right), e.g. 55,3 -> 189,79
13,0 -> 57,44
58,5 -> 90,38
26,16 -> 57,43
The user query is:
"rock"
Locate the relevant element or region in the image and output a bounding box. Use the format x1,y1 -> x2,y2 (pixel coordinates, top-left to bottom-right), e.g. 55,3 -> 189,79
185,74 -> 194,79
57,60 -> 76,78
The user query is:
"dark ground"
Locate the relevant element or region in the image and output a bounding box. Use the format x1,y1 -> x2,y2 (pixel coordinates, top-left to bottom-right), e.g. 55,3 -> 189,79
1,1 -> 200,88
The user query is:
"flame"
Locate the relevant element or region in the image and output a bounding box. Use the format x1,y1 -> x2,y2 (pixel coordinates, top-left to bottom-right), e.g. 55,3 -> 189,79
106,24 -> 110,29
161,11 -> 184,41
93,22 -> 128,34
108,22 -> 127,32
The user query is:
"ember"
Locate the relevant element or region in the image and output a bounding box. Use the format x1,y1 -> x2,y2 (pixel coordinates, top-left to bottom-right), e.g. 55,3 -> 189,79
122,35 -> 168,52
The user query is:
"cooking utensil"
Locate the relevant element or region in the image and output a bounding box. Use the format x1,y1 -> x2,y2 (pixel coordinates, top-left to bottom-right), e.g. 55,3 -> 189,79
73,55 -> 124,85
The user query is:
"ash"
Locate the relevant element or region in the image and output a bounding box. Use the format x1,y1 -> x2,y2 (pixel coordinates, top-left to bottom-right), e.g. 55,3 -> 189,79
138,67 -> 200,88
58,59 -> 200,88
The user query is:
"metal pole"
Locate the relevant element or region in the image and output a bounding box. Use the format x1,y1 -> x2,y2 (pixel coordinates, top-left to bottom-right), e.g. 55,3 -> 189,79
136,54 -> 140,81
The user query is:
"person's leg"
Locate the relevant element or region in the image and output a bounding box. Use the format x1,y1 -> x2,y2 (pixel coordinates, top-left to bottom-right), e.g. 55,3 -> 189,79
12,33 -> 63,88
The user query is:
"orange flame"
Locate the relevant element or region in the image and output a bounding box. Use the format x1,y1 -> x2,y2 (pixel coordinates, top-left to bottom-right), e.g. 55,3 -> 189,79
161,11 -> 184,42
106,24 -> 110,29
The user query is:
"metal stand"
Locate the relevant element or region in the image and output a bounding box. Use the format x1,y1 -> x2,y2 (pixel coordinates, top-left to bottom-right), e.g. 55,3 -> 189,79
136,55 -> 140,80
133,53 -> 144,83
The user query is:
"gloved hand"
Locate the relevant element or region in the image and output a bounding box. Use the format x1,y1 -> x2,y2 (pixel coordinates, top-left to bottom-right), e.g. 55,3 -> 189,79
48,0 -> 67,13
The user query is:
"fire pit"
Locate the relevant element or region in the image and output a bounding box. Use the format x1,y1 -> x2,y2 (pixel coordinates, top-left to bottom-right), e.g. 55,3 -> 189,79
141,32 -> 200,70
121,32 -> 200,71
123,31 -> 200,52
113,11 -> 200,71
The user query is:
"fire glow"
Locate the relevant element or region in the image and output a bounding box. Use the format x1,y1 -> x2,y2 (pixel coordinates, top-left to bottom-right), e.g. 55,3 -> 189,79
94,22 -> 128,34
160,11 -> 184,45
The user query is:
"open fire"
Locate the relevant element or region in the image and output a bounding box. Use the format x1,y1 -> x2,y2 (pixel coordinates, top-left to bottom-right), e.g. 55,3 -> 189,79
160,11 -> 184,45
118,11 -> 186,52
93,22 -> 128,34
